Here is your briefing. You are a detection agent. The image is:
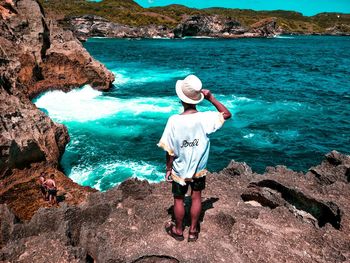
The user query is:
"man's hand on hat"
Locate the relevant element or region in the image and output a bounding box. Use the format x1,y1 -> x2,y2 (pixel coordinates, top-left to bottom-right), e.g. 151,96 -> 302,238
201,89 -> 214,101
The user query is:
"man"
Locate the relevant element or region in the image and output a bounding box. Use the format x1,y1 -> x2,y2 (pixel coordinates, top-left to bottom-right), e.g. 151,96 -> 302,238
38,172 -> 48,200
158,75 -> 231,242
45,174 -> 57,205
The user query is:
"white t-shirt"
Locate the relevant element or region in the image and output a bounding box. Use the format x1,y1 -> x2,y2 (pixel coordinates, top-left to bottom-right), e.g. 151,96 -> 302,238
158,111 -> 225,185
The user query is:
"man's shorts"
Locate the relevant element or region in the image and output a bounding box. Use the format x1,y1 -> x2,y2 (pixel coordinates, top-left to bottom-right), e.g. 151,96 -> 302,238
172,176 -> 206,197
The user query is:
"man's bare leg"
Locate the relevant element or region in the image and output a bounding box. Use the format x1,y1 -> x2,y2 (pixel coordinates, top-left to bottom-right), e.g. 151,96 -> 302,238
189,190 -> 202,234
173,196 -> 185,235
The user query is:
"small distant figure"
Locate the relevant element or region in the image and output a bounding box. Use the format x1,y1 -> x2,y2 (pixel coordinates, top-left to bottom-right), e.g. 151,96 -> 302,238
45,174 -> 57,205
38,172 -> 48,200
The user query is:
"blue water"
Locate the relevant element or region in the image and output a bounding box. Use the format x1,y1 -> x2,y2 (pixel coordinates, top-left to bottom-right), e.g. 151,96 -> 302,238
34,36 -> 350,191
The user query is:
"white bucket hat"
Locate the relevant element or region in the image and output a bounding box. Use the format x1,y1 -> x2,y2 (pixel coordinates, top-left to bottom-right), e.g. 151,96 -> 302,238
175,75 -> 204,104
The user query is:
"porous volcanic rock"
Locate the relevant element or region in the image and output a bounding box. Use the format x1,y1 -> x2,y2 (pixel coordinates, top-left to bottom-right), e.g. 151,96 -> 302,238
1,151 -> 349,262
0,0 -> 109,220
0,89 -> 68,178
0,0 -> 114,98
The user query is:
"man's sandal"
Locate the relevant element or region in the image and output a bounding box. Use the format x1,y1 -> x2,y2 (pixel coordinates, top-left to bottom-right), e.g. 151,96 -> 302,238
164,222 -> 184,241
188,231 -> 199,242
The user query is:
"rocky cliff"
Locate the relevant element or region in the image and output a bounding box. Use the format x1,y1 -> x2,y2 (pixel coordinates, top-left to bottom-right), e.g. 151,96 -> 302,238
0,0 -> 113,219
65,14 -> 281,41
1,151 -> 349,262
67,14 -> 173,41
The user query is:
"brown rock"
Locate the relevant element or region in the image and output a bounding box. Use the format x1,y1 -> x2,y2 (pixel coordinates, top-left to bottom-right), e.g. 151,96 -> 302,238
1,152 -> 350,262
0,0 -> 107,223
0,90 -> 68,178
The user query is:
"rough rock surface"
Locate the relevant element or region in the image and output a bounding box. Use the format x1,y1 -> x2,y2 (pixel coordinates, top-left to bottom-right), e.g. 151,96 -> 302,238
173,14 -> 244,38
325,24 -> 350,36
67,15 -> 174,41
0,0 -> 114,98
0,90 -> 68,179
65,14 -> 281,40
0,0 -> 112,219
1,151 -> 349,262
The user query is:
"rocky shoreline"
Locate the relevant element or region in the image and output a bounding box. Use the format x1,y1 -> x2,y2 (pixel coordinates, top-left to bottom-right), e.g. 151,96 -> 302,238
0,0 -> 113,220
1,151 -> 350,262
62,14 -> 350,41
65,14 -> 283,41
1,1 -> 350,262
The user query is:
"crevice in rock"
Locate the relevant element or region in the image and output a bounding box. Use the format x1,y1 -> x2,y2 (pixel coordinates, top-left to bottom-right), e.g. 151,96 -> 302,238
86,254 -> 94,263
40,17 -> 50,59
241,179 -> 342,229
0,77 -> 13,95
131,255 -> 179,263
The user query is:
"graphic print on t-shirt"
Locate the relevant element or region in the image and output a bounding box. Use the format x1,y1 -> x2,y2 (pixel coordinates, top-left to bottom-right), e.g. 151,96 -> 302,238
180,139 -> 199,148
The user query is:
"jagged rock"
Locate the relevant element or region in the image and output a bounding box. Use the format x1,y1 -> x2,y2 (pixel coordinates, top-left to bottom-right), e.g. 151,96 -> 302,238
325,24 -> 350,36
220,160 -> 253,177
0,91 -> 68,178
249,17 -> 281,37
307,150 -> 350,185
0,0 -> 114,98
0,0 -> 114,171
65,14 -> 281,40
173,14 -> 244,38
66,15 -> 174,41
0,0 -> 105,221
174,15 -> 280,38
1,153 -> 350,262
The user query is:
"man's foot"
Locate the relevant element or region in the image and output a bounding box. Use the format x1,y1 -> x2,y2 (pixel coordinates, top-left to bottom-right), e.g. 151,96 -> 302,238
188,230 -> 199,242
164,222 -> 184,241
188,225 -> 200,242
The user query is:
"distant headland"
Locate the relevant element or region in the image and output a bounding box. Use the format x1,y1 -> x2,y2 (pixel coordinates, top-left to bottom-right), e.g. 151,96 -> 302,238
38,0 -> 350,41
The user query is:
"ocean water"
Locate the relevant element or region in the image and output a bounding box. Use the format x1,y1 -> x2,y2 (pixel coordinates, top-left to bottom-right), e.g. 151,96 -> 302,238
34,36 -> 350,191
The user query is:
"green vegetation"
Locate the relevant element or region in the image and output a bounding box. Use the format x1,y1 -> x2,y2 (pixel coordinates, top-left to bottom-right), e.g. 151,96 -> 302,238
38,0 -> 350,32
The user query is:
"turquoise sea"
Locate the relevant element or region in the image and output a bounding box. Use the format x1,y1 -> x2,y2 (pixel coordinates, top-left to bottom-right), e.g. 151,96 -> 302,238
34,36 -> 350,191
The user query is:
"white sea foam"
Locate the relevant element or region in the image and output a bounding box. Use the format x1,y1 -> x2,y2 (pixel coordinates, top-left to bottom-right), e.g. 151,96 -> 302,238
111,68 -> 192,86
243,133 -> 255,139
68,159 -> 163,191
183,36 -> 214,39
34,85 -> 177,122
274,35 -> 295,39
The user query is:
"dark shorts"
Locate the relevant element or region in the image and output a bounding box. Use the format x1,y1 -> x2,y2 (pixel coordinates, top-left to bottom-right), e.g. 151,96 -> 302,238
40,185 -> 46,195
48,188 -> 57,196
172,176 -> 206,197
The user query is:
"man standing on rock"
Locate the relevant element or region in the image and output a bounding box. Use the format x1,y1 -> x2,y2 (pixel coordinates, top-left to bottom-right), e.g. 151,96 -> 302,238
38,172 -> 48,200
158,75 -> 231,241
45,174 -> 58,205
